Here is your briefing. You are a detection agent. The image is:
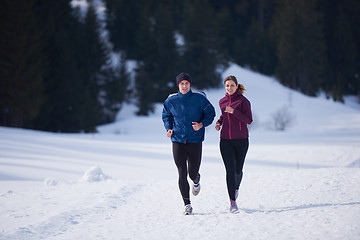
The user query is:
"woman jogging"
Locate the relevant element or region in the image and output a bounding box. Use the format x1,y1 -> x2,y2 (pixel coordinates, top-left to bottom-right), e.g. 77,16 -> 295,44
215,75 -> 253,213
162,72 -> 215,215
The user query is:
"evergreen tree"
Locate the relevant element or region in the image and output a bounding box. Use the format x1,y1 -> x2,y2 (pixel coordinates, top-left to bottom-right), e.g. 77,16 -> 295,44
105,0 -> 141,59
224,0 -> 255,66
241,0 -> 277,75
133,5 -> 157,115
135,62 -> 155,115
76,2 -> 109,131
151,4 -> 179,101
271,0 -> 328,96
0,0 -> 44,128
321,0 -> 359,101
338,0 -> 360,99
33,0 -> 90,132
181,0 -> 226,89
134,2 -> 179,115
99,56 -> 129,123
5,0 -> 359,132
330,8 -> 356,101
243,20 -> 277,75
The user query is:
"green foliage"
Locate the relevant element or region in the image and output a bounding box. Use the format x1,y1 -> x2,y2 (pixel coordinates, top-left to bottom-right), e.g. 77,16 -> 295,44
271,0 -> 328,96
32,0 -> 123,132
321,0 -> 360,100
99,56 -> 129,123
105,0 -> 141,59
32,0 -> 88,132
243,20 -> 277,75
181,0 -> 225,89
1,0 -> 359,130
0,0 -> 44,128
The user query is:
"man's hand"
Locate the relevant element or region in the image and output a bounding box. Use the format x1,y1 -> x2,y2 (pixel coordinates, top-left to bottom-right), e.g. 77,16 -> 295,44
166,129 -> 173,137
192,122 -> 203,131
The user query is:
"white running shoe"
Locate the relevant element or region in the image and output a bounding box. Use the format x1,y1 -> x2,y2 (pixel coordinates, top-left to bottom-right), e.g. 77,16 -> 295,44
192,174 -> 201,196
192,183 -> 201,196
230,200 -> 238,213
184,204 -> 193,215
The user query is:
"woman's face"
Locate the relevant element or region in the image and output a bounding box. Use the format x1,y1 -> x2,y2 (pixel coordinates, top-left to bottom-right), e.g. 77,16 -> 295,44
225,80 -> 238,95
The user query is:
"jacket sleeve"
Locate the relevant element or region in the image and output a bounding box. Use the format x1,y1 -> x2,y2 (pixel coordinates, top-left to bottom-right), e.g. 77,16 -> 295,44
216,114 -> 223,125
162,101 -> 174,131
216,101 -> 223,125
201,100 -> 216,127
232,99 -> 253,124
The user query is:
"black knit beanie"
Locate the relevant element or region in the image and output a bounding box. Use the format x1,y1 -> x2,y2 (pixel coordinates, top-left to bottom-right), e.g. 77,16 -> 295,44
176,72 -> 192,86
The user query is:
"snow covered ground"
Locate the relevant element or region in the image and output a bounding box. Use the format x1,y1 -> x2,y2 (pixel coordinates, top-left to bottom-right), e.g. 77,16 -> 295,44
1,64 -> 360,240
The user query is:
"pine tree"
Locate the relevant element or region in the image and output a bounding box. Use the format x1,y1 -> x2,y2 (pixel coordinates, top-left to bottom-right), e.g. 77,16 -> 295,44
321,0 -> 359,101
33,0 -> 88,132
99,56 -> 129,123
76,2 -> 110,131
244,20 -> 277,75
105,0 -> 141,59
271,0 -> 328,96
223,0 -> 254,66
134,2 -> 180,115
181,0 -> 225,89
0,0 -> 44,128
240,0 -> 277,75
135,62 -> 155,115
152,4 -> 179,101
133,5 -> 157,115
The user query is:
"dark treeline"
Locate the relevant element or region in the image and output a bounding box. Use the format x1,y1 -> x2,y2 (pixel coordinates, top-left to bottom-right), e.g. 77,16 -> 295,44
1,0 -> 359,132
1,0 -> 128,132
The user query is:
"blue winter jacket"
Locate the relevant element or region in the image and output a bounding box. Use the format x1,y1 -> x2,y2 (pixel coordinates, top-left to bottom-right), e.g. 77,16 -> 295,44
162,89 -> 215,143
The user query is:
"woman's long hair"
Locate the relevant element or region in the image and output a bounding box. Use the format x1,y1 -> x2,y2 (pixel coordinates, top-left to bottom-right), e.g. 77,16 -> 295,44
224,75 -> 246,94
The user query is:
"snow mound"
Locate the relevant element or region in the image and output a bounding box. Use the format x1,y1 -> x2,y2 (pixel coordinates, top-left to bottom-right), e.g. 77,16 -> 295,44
44,178 -> 58,187
348,159 -> 360,168
80,166 -> 111,182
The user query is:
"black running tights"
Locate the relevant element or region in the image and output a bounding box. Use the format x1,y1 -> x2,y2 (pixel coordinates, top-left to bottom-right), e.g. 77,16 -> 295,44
220,138 -> 249,201
172,142 -> 202,205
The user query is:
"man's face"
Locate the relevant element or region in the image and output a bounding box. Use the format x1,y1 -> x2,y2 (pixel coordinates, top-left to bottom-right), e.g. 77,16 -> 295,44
178,80 -> 191,94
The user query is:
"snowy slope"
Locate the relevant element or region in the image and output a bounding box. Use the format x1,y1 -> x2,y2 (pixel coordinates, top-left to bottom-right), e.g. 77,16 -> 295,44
1,64 -> 360,240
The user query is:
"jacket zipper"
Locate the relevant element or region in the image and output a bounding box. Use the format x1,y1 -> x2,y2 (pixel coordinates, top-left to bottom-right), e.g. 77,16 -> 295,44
228,95 -> 232,139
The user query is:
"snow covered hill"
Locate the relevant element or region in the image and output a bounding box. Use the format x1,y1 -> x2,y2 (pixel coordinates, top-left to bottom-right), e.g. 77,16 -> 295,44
1,64 -> 360,239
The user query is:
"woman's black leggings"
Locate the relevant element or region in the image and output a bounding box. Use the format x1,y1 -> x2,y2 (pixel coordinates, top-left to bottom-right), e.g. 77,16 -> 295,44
220,138 -> 249,201
172,142 -> 202,205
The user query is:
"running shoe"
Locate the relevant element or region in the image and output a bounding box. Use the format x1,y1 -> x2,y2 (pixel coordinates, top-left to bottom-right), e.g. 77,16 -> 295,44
230,199 -> 238,213
184,204 -> 193,215
192,183 -> 200,196
192,174 -> 201,196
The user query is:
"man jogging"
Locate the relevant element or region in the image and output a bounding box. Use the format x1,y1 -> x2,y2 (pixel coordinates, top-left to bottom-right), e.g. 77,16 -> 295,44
162,72 -> 215,215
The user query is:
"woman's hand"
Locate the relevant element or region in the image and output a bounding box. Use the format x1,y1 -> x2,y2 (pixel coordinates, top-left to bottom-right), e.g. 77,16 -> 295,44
215,123 -> 221,131
225,106 -> 234,114
166,129 -> 173,137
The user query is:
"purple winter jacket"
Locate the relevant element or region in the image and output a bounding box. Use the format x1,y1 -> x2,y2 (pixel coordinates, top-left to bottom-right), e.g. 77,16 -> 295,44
216,90 -> 253,139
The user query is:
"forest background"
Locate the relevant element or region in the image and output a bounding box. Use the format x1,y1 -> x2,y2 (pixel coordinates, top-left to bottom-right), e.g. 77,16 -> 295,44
1,0 -> 359,132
